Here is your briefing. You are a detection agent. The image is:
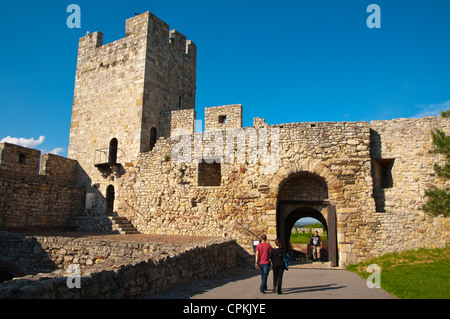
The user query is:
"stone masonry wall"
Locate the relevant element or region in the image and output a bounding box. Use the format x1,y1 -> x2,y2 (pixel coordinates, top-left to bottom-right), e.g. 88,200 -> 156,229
369,117 -> 450,255
160,108 -> 197,138
0,232 -> 236,299
205,104 -> 243,130
40,153 -> 77,186
0,143 -> 84,228
0,142 -> 41,177
113,120 -> 375,265
110,115 -> 450,266
63,12 -> 449,268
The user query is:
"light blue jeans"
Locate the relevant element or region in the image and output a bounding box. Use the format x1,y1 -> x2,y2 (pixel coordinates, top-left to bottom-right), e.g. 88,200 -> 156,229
259,263 -> 270,292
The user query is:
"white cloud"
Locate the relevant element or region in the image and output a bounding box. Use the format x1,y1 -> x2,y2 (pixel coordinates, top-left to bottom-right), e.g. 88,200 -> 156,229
414,100 -> 450,118
47,147 -> 64,155
0,135 -> 45,148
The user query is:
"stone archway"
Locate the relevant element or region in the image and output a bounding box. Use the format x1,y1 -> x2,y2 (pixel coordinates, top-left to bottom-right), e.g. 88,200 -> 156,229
284,207 -> 328,238
273,162 -> 341,266
270,161 -> 343,202
276,172 -> 330,249
283,206 -> 329,262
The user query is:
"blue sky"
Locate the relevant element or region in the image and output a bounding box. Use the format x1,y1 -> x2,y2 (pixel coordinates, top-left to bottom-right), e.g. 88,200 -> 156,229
1,0 -> 449,157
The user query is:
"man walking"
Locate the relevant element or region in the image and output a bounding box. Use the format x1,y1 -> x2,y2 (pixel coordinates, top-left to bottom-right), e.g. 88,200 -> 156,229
255,234 -> 271,293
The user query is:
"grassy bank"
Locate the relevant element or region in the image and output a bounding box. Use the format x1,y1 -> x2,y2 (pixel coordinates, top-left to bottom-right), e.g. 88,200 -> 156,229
346,247 -> 450,299
290,232 -> 328,244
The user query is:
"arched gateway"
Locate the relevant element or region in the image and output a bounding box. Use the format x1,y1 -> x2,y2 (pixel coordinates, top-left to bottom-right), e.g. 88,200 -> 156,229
272,162 -> 342,266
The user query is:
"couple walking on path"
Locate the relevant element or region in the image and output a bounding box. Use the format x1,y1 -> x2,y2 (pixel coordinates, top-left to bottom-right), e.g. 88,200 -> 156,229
255,234 -> 287,294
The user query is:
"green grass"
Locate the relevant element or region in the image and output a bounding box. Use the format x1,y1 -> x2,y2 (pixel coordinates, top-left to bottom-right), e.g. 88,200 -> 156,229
290,232 -> 328,244
346,247 -> 450,299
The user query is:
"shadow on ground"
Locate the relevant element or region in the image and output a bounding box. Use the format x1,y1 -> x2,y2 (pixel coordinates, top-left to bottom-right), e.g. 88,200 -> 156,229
143,266 -> 260,299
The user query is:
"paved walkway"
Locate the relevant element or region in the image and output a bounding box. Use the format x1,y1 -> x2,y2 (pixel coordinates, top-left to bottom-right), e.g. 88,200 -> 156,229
145,263 -> 396,299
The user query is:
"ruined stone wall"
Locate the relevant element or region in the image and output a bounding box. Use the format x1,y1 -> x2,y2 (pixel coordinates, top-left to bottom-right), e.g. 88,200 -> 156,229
0,143 -> 84,228
0,232 -> 236,299
369,117 -> 450,255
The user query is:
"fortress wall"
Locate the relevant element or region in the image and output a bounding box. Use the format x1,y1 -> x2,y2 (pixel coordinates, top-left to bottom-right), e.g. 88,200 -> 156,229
114,120 -> 377,264
369,116 -> 450,255
0,143 -> 83,228
58,12 -> 449,267
160,108 -> 197,138
40,153 -> 78,186
0,143 -> 41,177
113,115 -> 450,265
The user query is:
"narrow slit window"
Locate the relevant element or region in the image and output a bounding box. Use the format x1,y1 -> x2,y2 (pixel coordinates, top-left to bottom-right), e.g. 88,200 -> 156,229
149,127 -> 157,151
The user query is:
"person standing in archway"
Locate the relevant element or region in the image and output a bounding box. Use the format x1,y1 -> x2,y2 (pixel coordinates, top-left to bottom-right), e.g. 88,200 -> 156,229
310,231 -> 322,262
255,234 -> 271,294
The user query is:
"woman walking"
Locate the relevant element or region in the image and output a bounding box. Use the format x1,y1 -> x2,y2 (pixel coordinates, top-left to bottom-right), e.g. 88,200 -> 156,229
269,238 -> 287,294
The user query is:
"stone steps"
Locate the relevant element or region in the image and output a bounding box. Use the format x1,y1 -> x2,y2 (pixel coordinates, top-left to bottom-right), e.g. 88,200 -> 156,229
108,216 -> 139,234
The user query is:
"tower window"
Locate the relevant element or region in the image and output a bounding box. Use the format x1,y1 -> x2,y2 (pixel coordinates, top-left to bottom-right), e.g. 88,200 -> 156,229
178,96 -> 182,108
218,115 -> 227,124
18,154 -> 27,164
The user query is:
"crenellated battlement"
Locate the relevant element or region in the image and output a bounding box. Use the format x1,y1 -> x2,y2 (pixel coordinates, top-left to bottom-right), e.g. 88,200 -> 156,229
78,12 -> 195,61
0,142 -> 77,185
205,104 -> 243,130
0,143 -> 83,229
78,31 -> 103,50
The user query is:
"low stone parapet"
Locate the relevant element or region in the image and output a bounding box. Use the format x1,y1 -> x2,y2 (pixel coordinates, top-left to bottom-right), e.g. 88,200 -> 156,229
0,232 -> 236,298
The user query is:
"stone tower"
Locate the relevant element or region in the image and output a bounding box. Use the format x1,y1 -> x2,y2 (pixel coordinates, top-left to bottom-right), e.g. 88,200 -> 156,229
67,12 -> 196,211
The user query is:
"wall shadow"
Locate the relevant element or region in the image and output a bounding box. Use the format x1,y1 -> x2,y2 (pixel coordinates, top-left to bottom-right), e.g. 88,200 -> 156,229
0,232 -> 57,283
370,129 -> 387,212
146,265 -> 261,299
68,162 -> 115,233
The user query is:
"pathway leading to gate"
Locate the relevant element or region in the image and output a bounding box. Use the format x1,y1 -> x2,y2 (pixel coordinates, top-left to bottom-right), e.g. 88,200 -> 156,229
144,263 -> 396,299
